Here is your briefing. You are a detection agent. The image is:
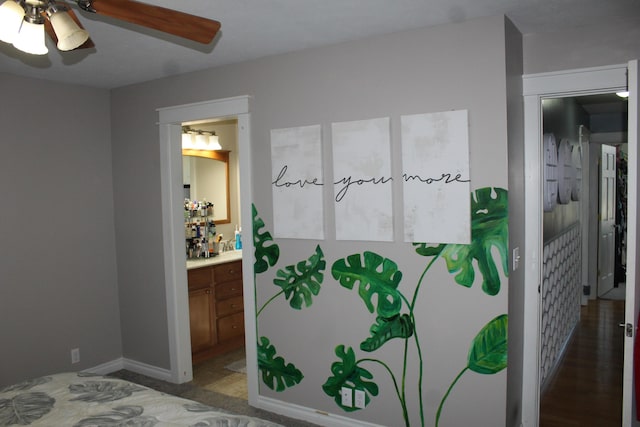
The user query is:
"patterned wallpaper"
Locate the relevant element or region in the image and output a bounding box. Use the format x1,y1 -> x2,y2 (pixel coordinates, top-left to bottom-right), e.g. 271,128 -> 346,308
540,224 -> 582,386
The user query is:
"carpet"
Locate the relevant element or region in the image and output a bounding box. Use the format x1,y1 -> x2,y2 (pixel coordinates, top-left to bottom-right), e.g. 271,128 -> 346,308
225,359 -> 247,374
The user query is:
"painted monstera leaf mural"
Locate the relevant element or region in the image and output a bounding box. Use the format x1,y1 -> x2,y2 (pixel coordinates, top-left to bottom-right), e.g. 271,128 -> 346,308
436,314 -> 508,426
332,251 -> 403,318
414,187 -> 508,296
360,314 -> 414,352
467,314 -> 508,374
253,206 -> 324,392
322,345 -> 379,412
253,203 -> 280,274
274,245 -> 325,309
257,337 -> 303,391
332,252 -> 413,352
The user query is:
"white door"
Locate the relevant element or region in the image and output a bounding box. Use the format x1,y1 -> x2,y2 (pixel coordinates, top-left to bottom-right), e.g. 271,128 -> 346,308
598,144 -> 617,297
623,59 -> 639,427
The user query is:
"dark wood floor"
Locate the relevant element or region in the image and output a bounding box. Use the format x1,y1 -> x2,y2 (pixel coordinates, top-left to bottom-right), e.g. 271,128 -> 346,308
540,298 -> 625,426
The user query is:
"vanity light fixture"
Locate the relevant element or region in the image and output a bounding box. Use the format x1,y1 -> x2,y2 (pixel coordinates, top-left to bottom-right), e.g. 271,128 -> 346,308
616,91 -> 629,98
208,132 -> 222,150
0,0 -> 89,55
182,126 -> 221,151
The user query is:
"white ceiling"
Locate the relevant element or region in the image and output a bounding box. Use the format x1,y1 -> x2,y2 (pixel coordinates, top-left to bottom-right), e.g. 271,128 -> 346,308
1,0 -> 639,89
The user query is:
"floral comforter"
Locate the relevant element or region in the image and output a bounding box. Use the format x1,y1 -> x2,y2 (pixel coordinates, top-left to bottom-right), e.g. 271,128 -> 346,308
0,372 -> 282,427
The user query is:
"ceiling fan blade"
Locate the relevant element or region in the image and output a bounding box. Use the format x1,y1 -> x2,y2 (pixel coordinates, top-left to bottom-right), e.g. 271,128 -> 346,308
85,0 -> 220,44
44,6 -> 95,50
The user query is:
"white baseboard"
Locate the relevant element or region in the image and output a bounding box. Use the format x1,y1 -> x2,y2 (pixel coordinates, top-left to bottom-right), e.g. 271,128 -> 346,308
84,357 -> 172,382
256,395 -> 384,427
83,358 -> 124,375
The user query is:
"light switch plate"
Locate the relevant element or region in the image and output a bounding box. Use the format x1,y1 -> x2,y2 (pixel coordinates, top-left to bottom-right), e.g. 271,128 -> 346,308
354,389 -> 365,408
513,247 -> 520,271
341,387 -> 352,407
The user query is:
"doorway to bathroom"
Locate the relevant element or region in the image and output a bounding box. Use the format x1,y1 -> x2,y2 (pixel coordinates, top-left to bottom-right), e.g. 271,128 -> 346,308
157,96 -> 259,405
181,116 -> 248,400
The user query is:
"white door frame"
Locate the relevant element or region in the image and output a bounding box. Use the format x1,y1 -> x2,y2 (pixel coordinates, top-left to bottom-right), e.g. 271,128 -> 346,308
157,96 -> 258,403
522,64 -> 628,426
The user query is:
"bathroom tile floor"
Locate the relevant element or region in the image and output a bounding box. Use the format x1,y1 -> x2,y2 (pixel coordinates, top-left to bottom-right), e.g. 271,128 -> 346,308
192,347 -> 248,400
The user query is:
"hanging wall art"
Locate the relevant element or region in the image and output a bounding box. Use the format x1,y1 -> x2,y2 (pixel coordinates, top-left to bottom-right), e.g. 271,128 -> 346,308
401,110 -> 471,244
271,124 -> 325,239
332,117 -> 393,241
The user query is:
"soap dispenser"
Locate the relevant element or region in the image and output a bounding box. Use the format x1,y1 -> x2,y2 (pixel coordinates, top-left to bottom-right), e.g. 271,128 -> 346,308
234,225 -> 242,250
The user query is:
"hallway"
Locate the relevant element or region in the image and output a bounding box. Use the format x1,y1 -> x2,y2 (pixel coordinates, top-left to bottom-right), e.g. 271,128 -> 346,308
540,298 -> 625,426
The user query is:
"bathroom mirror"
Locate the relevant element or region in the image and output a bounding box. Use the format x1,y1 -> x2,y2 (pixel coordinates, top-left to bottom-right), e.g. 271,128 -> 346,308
182,149 -> 231,224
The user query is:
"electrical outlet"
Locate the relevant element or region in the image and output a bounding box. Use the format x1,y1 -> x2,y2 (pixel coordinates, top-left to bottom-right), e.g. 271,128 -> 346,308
341,386 -> 352,407
71,348 -> 80,364
512,247 -> 520,271
354,389 -> 366,409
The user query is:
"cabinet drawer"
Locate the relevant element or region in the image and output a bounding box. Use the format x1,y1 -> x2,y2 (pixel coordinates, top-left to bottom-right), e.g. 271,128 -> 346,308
216,280 -> 243,299
213,260 -> 242,283
216,295 -> 243,318
188,267 -> 213,290
217,312 -> 244,342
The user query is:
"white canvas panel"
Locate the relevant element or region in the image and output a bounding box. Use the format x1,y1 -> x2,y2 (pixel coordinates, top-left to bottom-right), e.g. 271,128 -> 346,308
332,117 -> 393,241
402,110 -> 471,244
271,124 -> 325,239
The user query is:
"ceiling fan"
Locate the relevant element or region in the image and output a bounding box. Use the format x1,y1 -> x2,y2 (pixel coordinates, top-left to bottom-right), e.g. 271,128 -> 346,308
0,0 -> 221,55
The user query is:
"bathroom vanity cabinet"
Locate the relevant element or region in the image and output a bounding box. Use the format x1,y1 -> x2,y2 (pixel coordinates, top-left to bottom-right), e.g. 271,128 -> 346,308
187,258 -> 244,363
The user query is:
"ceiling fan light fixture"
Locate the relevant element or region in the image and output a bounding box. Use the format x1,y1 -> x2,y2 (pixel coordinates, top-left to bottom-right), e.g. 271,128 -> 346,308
13,19 -> 47,55
48,6 -> 89,51
0,0 -> 25,44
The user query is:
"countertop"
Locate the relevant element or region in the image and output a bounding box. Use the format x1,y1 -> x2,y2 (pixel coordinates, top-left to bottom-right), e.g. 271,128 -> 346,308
186,250 -> 243,270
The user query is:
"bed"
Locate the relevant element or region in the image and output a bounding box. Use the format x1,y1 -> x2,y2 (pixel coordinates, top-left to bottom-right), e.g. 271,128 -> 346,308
0,372 -> 282,426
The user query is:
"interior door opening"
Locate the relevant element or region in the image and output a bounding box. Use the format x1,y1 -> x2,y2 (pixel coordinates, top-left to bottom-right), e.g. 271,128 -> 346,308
181,117 -> 248,401
538,92 -> 629,425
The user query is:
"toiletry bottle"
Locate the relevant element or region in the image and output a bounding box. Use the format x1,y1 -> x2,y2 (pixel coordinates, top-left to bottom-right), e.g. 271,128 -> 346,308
235,226 -> 242,250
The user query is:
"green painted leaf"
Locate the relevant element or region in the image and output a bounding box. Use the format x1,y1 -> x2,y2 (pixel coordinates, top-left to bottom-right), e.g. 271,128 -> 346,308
360,314 -> 414,352
331,251 -> 403,318
273,245 -> 326,309
253,204 -> 280,274
322,345 -> 379,412
0,392 -> 55,425
414,187 -> 509,296
436,314 -> 509,426
257,336 -> 303,391
468,314 -> 508,374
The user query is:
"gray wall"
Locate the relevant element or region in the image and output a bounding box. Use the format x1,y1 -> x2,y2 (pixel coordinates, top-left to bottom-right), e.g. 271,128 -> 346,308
523,16 -> 640,74
111,15 -> 513,426
542,97 -> 589,238
0,73 -> 121,386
